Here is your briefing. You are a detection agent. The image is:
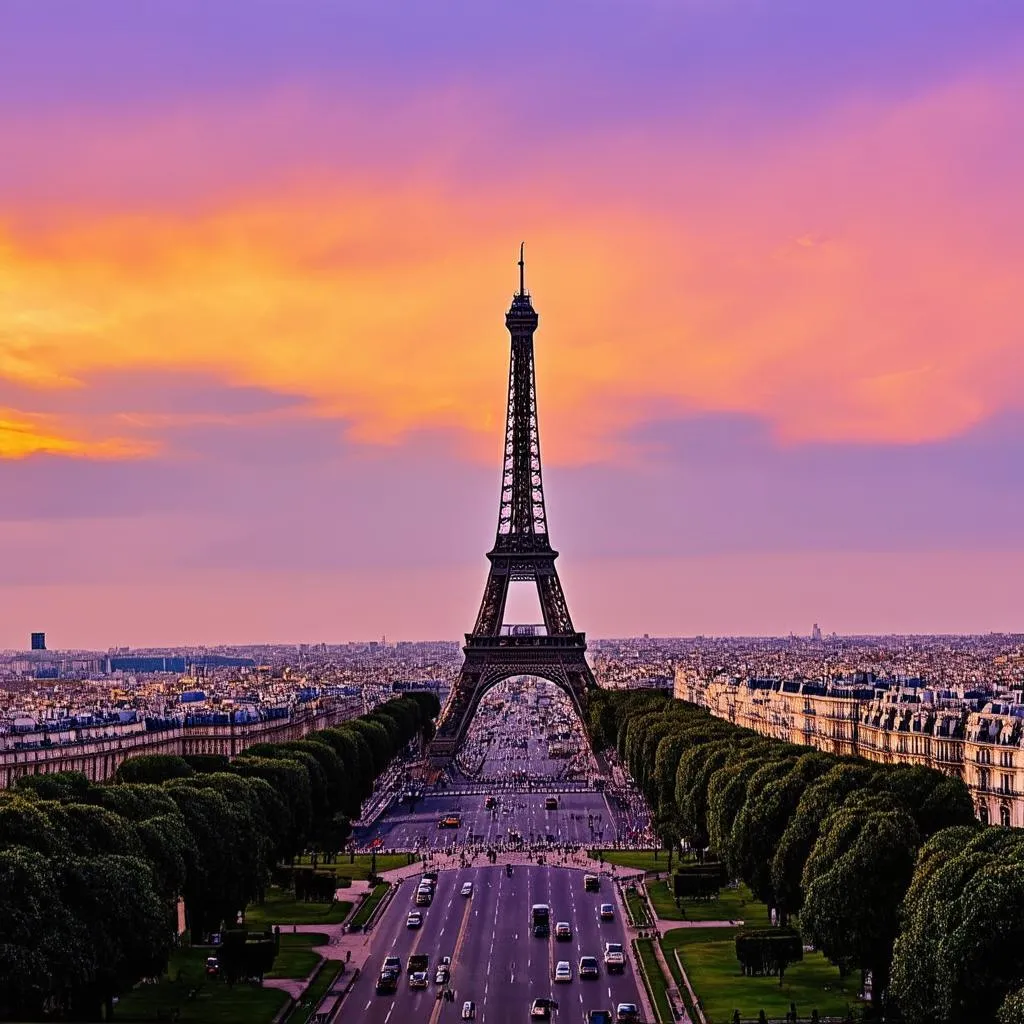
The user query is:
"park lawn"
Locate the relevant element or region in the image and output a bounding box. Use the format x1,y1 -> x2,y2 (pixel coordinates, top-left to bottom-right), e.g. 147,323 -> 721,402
284,960 -> 345,1024
291,853 -> 411,879
349,882 -> 390,929
115,945 -> 288,1024
625,887 -> 653,927
635,939 -> 674,1024
648,880 -> 771,927
662,926 -> 861,1024
244,887 -> 352,928
590,849 -> 672,872
265,933 -> 328,980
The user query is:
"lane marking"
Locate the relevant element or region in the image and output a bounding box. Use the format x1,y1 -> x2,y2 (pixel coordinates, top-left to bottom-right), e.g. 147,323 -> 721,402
427,879 -> 475,1024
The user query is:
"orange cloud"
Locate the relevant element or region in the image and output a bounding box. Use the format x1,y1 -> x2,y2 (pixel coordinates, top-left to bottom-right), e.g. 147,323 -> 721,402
0,407 -> 151,459
1,67 -> 1022,463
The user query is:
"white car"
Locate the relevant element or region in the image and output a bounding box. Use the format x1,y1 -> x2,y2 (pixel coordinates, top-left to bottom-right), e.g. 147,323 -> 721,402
462,1001 -> 476,1020
406,911 -> 422,928
461,881 -> 474,897
554,960 -> 572,982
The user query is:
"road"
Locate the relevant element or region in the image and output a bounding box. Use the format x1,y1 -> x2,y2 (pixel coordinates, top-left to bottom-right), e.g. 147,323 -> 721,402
351,864 -> 643,1024
363,792 -> 617,852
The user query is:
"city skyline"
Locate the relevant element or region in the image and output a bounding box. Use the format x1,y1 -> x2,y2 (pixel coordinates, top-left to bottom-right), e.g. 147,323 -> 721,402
3,1 -> 1024,647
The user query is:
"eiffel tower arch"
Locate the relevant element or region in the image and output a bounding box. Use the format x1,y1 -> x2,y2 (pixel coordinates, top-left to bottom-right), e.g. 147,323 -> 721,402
429,247 -> 597,765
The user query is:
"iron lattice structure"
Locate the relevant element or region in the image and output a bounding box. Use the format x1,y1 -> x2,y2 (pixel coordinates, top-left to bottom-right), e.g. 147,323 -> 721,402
429,248 -> 597,765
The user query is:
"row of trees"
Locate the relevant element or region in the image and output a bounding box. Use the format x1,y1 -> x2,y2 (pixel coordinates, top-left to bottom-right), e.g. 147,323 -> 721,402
585,689 -> 1024,1021
0,692 -> 438,1021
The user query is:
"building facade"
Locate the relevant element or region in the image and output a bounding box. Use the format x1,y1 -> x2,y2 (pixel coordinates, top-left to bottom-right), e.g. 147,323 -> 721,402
675,670 -> 1023,828
0,694 -> 364,790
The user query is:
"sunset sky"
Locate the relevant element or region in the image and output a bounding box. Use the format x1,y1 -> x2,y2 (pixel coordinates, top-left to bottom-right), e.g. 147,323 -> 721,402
2,0 -> 1024,647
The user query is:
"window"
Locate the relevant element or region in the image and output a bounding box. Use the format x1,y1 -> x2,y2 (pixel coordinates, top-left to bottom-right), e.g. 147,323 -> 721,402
1001,773 -> 1013,795
1001,805 -> 1012,828
979,803 -> 990,825
980,768 -> 990,791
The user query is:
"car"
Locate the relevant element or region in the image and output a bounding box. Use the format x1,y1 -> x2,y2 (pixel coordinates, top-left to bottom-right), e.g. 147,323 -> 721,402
383,956 -> 401,972
530,997 -> 556,1019
616,1003 -> 640,1022
205,956 -> 219,977
587,1012 -> 614,1024
461,881 -> 474,897
579,956 -> 600,979
462,1001 -> 476,1020
555,921 -> 572,941
435,965 -> 450,984
409,971 -> 428,988
599,904 -> 615,921
376,968 -> 399,994
406,911 -> 423,928
584,874 -> 601,892
604,942 -> 625,972
554,960 -> 572,982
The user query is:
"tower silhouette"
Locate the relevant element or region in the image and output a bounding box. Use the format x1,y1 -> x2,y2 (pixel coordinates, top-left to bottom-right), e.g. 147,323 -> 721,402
429,247 -> 596,764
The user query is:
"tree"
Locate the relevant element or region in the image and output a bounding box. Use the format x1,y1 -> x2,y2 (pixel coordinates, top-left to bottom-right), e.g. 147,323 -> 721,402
0,846 -> 87,1020
731,752 -> 833,912
163,782 -> 238,937
115,754 -> 194,784
770,763 -> 877,919
44,801 -> 144,858
0,793 -> 64,856
654,808 -> 684,872
230,755 -> 313,853
892,828 -> 1024,1024
348,718 -> 393,775
881,763 -> 976,838
60,854 -> 171,1021
13,770 -> 92,803
999,987 -> 1024,1024
801,803 -> 920,1005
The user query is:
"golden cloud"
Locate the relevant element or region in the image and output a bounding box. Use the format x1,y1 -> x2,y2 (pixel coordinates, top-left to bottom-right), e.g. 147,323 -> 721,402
1,68 -> 1022,463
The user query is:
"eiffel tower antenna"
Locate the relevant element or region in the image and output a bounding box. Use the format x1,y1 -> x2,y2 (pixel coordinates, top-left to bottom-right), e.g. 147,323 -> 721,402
428,249 -> 596,766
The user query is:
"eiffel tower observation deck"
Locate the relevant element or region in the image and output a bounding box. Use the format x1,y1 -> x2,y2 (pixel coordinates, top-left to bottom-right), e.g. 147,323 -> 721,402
429,247 -> 597,765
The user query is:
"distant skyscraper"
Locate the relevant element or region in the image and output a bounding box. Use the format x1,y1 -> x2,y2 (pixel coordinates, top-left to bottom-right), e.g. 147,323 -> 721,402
30,632 -> 46,651
811,623 -> 822,642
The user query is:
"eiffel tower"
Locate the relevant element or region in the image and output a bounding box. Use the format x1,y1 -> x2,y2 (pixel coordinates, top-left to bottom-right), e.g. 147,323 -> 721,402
429,246 -> 597,765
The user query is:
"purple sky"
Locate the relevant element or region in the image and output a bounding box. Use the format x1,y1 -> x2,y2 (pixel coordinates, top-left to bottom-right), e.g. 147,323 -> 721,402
1,1 -> 1023,647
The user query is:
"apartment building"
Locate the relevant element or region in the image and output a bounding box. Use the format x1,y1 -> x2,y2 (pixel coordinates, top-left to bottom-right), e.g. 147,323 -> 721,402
675,669 -> 1023,828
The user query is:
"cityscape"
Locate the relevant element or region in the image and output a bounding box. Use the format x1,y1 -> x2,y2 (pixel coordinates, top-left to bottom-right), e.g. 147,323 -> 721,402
3,3 -> 1024,1024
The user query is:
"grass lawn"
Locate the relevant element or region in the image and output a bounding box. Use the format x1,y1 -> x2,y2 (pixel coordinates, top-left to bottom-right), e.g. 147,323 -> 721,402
662,927 -> 861,1024
284,960 -> 345,1024
243,888 -> 352,928
349,882 -> 390,930
290,853 -> 411,879
647,880 -> 771,927
625,886 -> 654,927
590,849 -> 670,872
635,939 -> 674,1023
115,945 -> 289,1023
265,933 -> 328,980
660,936 -> 699,1023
